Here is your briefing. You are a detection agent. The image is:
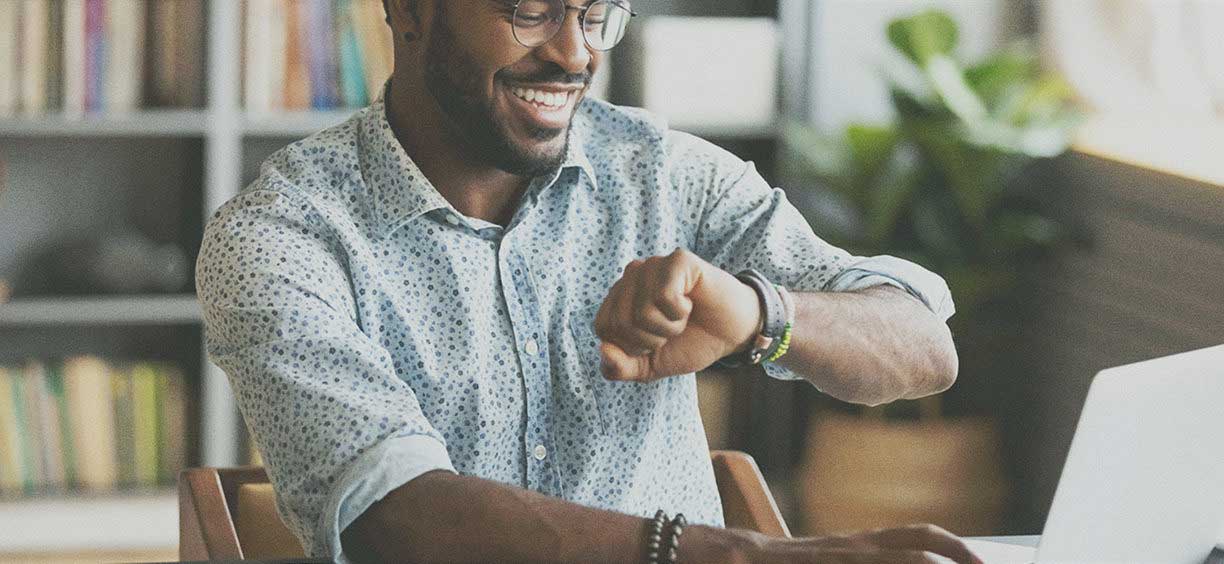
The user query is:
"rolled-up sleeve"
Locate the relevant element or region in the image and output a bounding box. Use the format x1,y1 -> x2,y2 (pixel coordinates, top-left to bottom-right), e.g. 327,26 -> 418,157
196,186 -> 456,561
669,131 -> 955,382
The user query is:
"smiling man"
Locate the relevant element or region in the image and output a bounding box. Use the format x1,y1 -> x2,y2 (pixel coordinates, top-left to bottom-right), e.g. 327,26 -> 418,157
196,1 -> 977,563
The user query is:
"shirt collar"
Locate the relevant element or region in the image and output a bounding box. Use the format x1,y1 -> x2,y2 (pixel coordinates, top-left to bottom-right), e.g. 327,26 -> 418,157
358,88 -> 598,239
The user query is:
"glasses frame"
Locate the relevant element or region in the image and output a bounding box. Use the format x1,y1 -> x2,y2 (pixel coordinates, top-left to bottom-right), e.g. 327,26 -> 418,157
511,0 -> 638,52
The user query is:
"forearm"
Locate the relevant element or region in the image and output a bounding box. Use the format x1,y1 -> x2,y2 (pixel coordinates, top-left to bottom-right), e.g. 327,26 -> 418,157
776,285 -> 958,405
341,469 -> 756,564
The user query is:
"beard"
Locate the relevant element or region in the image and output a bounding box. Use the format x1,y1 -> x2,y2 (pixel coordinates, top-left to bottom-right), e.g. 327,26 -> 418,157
423,5 -> 588,177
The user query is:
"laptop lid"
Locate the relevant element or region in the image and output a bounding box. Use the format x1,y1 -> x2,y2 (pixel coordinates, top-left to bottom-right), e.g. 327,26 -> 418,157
1036,344 -> 1224,563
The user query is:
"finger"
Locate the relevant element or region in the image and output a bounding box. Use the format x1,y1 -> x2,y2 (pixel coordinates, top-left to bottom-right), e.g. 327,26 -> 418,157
867,525 -> 981,564
600,341 -> 648,381
656,250 -> 699,321
630,294 -> 688,339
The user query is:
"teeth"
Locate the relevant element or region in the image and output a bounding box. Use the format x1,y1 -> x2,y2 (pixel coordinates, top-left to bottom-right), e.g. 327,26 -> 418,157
511,86 -> 569,109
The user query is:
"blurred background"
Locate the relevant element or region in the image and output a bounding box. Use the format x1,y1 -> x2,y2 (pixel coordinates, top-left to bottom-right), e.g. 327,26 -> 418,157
0,0 -> 1221,562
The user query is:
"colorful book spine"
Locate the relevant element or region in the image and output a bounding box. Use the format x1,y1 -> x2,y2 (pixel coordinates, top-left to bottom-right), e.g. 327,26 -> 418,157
0,1 -> 19,117
111,364 -> 135,488
131,362 -> 159,487
64,355 -> 117,492
336,0 -> 369,109
304,0 -> 341,109
61,0 -> 86,116
284,0 -> 311,110
84,0 -> 106,113
19,0 -> 51,115
353,0 -> 392,102
0,367 -> 24,493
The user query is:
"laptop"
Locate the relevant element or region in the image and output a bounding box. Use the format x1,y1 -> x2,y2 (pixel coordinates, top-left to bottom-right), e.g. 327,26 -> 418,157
964,344 -> 1224,564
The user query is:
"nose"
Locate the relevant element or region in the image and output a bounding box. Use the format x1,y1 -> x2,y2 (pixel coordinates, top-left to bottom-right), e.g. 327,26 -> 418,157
534,6 -> 593,75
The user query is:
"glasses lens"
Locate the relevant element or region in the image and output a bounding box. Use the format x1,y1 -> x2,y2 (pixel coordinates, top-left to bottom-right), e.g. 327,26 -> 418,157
584,1 -> 631,50
513,0 -> 564,47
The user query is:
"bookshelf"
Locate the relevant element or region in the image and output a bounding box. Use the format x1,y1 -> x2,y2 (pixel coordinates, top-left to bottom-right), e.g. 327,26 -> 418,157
0,0 -> 785,556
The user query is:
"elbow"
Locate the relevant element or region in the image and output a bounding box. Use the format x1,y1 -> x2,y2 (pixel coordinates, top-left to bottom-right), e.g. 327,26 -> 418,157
924,325 -> 959,396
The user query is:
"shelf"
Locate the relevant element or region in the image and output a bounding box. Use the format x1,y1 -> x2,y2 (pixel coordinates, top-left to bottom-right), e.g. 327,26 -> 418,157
0,295 -> 202,326
243,110 -> 359,137
0,491 -> 177,553
0,110 -> 210,137
676,121 -> 780,140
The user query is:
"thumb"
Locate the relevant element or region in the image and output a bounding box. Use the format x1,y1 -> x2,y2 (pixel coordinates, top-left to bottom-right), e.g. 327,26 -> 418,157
600,341 -> 649,381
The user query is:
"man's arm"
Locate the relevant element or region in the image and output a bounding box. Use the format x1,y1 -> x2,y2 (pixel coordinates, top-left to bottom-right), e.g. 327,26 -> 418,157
593,249 -> 957,407
341,470 -> 755,564
340,470 -> 980,564
775,285 -> 958,405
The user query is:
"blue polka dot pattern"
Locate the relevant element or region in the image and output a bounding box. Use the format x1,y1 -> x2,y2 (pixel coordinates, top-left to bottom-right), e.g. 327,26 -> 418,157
196,95 -> 954,561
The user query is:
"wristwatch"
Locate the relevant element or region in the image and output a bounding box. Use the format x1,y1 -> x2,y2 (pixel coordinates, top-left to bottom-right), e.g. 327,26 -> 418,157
713,269 -> 786,368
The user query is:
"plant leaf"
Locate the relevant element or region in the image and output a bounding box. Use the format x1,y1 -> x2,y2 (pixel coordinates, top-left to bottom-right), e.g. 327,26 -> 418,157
887,10 -> 959,66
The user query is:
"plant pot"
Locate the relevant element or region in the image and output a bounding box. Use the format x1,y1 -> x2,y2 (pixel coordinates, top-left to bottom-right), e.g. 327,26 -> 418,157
797,412 -> 1008,536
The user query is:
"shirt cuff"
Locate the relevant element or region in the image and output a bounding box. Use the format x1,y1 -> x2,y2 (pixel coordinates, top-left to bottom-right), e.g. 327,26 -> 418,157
319,434 -> 457,563
761,255 -> 955,383
821,255 -> 956,321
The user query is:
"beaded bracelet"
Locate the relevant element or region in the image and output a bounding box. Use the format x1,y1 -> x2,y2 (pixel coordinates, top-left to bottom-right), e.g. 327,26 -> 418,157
766,285 -> 795,363
646,510 -> 668,564
646,511 -> 686,564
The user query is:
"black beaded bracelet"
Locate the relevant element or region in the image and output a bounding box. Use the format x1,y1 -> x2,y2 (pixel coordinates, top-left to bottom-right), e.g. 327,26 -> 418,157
645,510 -> 668,564
663,513 -> 686,564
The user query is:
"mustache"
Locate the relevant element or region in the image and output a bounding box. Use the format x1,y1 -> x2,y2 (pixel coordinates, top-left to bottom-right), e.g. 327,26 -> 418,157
498,66 -> 592,87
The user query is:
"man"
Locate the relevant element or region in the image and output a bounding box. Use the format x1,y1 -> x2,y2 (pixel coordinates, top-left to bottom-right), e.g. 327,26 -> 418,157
197,0 -> 980,562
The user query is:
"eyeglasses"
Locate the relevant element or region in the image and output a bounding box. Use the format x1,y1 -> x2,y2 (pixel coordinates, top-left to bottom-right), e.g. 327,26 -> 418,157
511,0 -> 637,52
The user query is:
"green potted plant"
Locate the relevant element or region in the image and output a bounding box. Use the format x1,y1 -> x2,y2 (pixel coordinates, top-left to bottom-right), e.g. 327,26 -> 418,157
785,9 -> 1082,536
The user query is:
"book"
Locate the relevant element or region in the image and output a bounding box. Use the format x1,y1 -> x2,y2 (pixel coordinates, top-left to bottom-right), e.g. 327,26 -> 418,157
47,361 -> 77,487
302,0 -> 341,109
111,364 -> 135,488
173,0 -> 206,107
353,0 -> 392,101
63,355 -> 118,491
131,362 -> 160,487
84,0 -> 106,113
17,362 -> 46,492
0,366 -> 25,493
105,0 -> 145,113
20,0 -> 51,115
61,0 -> 87,115
45,0 -> 63,112
284,0 -> 312,110
336,0 -> 369,108
146,0 -> 178,107
34,361 -> 68,489
245,0 -> 275,112
157,363 -> 188,484
0,1 -> 19,117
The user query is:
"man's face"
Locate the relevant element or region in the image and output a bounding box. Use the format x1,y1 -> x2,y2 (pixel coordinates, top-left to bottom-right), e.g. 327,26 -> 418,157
422,1 -> 602,177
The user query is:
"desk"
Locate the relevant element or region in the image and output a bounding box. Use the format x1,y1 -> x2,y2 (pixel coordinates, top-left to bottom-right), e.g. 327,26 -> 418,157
146,537 -> 1043,564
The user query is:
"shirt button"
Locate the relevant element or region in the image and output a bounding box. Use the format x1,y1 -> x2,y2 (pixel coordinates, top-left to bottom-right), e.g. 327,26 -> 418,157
524,339 -> 539,356
444,214 -> 460,226
533,444 -> 548,460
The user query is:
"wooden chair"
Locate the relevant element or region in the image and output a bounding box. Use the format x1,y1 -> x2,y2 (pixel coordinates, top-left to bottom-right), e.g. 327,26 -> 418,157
179,450 -> 790,560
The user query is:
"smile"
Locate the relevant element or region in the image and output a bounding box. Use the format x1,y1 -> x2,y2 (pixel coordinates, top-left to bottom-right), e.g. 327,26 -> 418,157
510,86 -> 573,110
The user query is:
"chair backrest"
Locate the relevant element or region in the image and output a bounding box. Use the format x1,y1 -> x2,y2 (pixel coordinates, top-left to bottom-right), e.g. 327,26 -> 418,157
179,450 -> 789,560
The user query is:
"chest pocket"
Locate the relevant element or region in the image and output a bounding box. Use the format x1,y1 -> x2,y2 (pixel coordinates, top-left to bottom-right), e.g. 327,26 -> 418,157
567,304 -> 669,438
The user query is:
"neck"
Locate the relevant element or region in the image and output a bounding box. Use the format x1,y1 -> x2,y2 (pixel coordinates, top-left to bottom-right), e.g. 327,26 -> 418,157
385,77 -> 531,227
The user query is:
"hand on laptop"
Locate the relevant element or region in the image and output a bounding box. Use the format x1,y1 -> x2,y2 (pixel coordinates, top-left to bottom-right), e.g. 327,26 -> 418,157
734,523 -> 984,564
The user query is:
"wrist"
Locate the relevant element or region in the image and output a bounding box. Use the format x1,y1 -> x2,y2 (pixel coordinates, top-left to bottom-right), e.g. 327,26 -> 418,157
680,525 -> 763,564
731,280 -> 765,355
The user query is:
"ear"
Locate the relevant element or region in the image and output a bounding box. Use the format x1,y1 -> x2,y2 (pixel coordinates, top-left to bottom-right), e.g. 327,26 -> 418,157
385,0 -> 423,42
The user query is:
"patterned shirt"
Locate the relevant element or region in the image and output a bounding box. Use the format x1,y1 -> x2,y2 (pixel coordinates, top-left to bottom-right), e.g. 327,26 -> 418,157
196,95 -> 955,561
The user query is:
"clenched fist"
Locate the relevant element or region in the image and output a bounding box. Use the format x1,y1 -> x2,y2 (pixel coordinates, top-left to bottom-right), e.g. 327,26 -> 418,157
594,248 -> 763,382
